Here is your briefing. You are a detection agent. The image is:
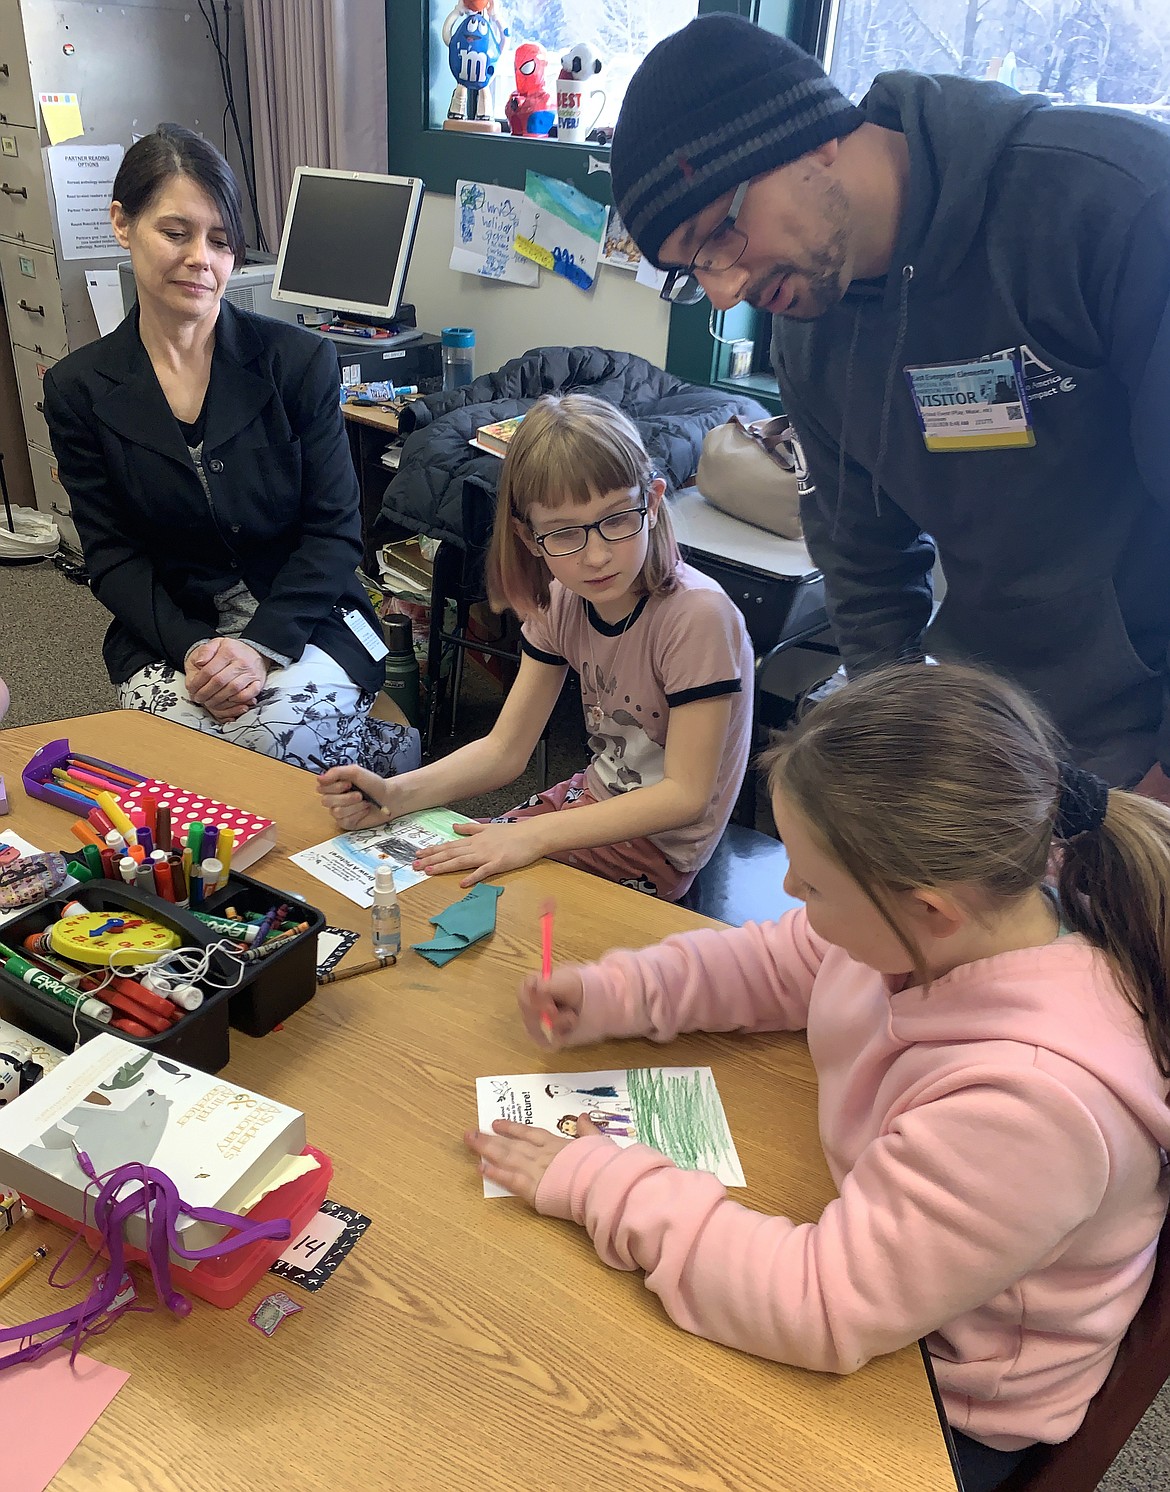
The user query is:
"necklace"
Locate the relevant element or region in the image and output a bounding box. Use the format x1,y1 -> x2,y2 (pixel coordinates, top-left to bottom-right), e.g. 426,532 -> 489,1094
584,600 -> 638,734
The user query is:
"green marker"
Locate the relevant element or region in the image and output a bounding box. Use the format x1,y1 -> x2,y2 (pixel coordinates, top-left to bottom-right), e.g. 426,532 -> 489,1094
81,844 -> 104,877
1,951 -> 112,1023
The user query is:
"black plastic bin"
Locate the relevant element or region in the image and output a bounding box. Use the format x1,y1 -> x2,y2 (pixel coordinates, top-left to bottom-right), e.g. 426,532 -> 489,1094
0,871 -> 324,1072
201,872 -> 325,1037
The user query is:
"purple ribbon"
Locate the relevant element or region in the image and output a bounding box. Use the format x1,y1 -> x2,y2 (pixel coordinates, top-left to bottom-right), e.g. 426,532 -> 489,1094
0,1150 -> 291,1369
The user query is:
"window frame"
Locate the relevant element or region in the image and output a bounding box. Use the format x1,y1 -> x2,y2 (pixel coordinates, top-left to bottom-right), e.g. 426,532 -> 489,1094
385,0 -> 826,407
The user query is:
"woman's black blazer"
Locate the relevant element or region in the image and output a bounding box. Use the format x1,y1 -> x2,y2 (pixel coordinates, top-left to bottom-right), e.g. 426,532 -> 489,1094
43,300 -> 384,694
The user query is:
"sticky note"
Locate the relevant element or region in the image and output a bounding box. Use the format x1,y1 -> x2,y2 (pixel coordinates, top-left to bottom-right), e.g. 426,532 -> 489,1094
38,93 -> 84,146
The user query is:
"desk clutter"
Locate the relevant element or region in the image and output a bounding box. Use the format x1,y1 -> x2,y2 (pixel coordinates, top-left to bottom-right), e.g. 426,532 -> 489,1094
0,871 -> 324,1073
21,738 -> 277,872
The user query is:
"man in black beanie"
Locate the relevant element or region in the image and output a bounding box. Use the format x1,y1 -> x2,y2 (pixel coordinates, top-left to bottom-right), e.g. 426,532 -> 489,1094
612,14 -> 1170,805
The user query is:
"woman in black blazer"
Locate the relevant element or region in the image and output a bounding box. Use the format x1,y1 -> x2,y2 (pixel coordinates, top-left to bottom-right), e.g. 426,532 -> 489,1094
43,125 -> 419,778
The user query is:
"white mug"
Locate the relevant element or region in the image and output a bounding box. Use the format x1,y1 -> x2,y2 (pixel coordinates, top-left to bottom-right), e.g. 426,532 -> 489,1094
556,76 -> 605,144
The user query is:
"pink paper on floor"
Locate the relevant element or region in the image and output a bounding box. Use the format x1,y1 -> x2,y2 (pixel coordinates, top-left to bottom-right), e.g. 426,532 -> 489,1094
0,1340 -> 129,1492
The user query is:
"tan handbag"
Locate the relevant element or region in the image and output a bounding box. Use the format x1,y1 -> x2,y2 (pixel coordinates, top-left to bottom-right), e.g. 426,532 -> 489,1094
696,415 -> 805,539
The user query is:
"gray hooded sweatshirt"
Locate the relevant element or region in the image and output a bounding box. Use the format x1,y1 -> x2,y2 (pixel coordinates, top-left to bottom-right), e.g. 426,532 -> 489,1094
773,72 -> 1170,785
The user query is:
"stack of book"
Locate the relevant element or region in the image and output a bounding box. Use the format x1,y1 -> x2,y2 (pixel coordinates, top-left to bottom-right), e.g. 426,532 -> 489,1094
0,1033 -> 309,1265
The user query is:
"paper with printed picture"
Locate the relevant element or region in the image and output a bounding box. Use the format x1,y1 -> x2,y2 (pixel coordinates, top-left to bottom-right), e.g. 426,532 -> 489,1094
635,255 -> 668,293
600,208 -> 641,271
475,1066 -> 745,1197
449,179 -> 539,287
290,810 -> 466,907
515,171 -> 608,292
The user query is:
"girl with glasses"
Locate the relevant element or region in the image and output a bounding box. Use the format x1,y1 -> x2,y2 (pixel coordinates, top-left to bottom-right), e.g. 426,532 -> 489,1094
318,394 -> 754,900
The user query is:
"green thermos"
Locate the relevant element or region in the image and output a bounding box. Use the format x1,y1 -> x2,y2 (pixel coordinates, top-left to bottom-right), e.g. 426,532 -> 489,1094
383,616 -> 421,728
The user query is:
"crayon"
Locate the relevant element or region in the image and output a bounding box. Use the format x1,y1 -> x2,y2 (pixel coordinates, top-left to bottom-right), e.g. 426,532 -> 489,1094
157,804 -> 172,853
96,791 -> 135,840
316,953 -> 395,983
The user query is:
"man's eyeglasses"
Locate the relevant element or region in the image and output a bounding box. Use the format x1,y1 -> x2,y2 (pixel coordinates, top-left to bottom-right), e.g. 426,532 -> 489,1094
659,181 -> 750,306
529,504 -> 649,558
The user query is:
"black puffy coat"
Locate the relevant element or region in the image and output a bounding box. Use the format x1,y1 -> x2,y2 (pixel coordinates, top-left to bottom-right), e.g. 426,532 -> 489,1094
377,345 -> 769,549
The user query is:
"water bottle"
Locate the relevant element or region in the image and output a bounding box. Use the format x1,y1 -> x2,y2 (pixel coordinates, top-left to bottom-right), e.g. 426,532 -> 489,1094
441,327 -> 475,390
371,864 -> 401,962
383,615 -> 421,727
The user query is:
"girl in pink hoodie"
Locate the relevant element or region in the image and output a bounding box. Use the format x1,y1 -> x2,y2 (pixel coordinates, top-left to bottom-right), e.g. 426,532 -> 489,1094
465,663 -> 1170,1492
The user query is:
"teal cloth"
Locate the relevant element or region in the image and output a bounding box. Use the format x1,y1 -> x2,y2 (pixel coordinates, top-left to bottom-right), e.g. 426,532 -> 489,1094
411,883 -> 504,966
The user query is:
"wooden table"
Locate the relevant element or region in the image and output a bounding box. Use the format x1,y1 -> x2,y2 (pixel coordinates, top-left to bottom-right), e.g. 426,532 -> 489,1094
0,714 -> 959,1492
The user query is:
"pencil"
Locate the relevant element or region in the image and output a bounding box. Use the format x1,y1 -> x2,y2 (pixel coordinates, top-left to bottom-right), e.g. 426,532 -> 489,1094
0,1244 -> 49,1297
316,954 -> 396,984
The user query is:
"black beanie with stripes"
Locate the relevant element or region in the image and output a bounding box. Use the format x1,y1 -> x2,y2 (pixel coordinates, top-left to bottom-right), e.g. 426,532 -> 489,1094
611,16 -> 863,267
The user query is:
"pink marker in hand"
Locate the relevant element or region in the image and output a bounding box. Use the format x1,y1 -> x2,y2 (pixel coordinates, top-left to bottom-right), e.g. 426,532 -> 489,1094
539,898 -> 555,1039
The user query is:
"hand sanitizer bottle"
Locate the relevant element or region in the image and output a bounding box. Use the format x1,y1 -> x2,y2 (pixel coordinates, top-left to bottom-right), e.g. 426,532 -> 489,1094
371,864 -> 401,961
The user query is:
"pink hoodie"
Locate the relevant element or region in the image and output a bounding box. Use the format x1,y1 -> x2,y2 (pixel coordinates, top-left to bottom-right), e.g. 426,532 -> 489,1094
535,911 -> 1170,1450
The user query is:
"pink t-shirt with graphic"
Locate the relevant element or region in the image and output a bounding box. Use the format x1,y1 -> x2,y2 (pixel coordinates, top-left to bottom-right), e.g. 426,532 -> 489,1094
521,563 -> 753,873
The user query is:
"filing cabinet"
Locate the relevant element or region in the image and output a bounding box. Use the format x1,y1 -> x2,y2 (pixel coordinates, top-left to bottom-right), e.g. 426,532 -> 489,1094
0,1 -> 251,558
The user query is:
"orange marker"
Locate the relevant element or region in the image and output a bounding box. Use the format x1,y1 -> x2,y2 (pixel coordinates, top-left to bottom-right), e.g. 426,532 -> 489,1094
69,819 -> 106,849
539,898 -> 555,1039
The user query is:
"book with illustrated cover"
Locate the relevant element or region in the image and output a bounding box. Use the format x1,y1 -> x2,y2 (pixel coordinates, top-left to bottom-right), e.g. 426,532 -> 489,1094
469,414 -> 525,458
0,1034 -> 306,1265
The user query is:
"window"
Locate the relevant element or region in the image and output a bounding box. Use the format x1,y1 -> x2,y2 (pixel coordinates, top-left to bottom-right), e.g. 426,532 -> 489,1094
428,0 -> 698,133
704,0 -> 1170,401
824,0 -> 1170,118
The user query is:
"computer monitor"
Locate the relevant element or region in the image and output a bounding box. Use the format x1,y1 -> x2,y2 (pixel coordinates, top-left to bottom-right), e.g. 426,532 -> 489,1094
271,168 -> 425,325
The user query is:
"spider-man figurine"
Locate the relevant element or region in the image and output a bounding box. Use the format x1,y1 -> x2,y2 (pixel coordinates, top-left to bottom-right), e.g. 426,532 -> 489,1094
504,42 -> 554,137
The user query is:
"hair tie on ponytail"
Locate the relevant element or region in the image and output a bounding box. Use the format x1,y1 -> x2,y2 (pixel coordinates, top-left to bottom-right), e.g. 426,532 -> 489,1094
1055,762 -> 1110,840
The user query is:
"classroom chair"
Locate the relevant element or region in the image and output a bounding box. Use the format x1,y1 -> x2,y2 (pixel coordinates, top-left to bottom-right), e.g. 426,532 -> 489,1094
684,824 -> 802,926
998,1210 -> 1170,1492
421,474 -> 557,782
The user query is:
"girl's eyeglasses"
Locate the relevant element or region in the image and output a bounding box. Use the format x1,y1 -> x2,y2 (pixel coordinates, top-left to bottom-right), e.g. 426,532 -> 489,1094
530,505 -> 648,558
658,181 -> 750,307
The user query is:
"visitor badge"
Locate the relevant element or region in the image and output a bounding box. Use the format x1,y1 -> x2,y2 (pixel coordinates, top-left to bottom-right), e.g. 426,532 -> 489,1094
905,355 -> 1034,451
341,608 -> 389,661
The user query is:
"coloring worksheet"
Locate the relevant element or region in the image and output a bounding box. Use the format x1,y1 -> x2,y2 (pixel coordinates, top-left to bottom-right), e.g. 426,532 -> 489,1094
291,810 -> 466,907
475,1066 -> 745,1197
